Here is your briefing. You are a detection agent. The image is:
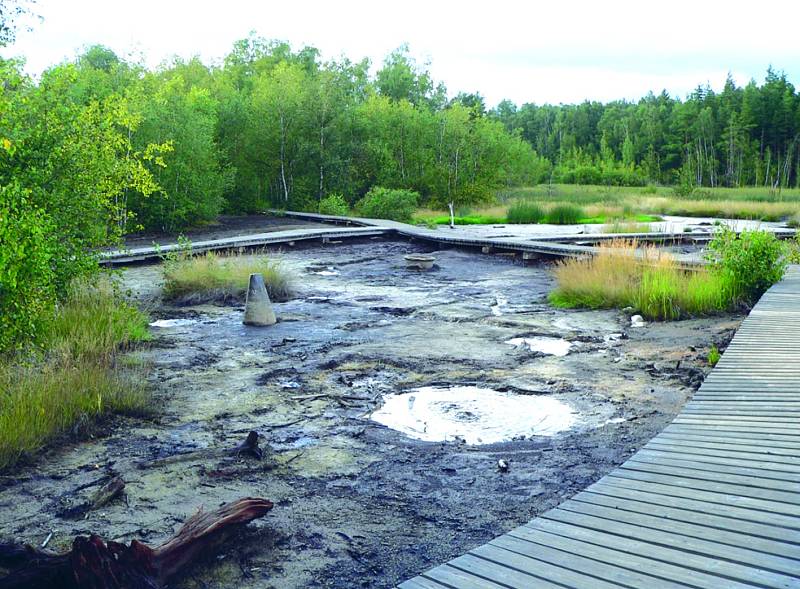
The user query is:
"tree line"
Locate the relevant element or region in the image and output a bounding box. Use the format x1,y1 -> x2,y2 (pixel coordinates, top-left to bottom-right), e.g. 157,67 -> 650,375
3,37 -> 543,237
491,69 -> 800,190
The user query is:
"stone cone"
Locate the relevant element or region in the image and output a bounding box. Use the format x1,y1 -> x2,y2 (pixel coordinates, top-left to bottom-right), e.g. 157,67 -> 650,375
243,273 -> 277,326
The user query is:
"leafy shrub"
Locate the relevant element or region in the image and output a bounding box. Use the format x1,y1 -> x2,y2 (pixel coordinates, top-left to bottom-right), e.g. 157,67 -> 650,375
706,227 -> 787,305
546,204 -> 585,224
507,201 -> 545,224
318,193 -> 350,216
0,184 -> 56,352
355,186 -> 419,222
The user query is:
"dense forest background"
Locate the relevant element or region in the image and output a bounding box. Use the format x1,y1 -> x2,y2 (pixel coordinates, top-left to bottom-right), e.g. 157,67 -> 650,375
5,33 -> 798,236
493,69 -> 800,191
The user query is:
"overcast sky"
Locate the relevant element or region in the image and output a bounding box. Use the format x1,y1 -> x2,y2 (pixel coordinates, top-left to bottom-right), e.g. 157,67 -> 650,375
4,0 -> 800,106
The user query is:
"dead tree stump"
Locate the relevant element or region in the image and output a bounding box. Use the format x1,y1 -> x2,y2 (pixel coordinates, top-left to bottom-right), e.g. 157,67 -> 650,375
0,497 -> 273,589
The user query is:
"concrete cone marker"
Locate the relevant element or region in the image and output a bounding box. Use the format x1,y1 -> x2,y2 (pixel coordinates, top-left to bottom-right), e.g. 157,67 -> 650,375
243,273 -> 277,326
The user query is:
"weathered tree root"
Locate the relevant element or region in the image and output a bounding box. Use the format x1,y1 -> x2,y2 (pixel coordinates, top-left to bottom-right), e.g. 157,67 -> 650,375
0,497 -> 273,589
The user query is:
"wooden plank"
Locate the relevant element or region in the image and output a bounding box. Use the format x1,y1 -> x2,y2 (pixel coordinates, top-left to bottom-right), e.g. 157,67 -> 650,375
513,522 -> 771,589
633,449 -> 800,479
573,490 -> 800,547
655,430 -> 800,450
588,481 -> 800,532
490,526 -> 696,589
645,439 -> 800,463
620,459 -> 800,492
471,543 -> 634,589
606,470 -> 800,507
645,442 -> 800,468
447,552 -> 567,589
423,563 -> 508,589
398,577 -> 448,589
598,476 -> 800,519
543,506 -> 800,577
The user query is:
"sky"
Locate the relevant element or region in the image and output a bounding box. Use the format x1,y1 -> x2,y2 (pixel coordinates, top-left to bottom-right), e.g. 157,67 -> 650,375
4,0 -> 800,107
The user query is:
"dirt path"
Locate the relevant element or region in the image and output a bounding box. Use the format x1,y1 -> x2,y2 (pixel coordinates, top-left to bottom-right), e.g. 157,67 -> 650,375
0,238 -> 740,588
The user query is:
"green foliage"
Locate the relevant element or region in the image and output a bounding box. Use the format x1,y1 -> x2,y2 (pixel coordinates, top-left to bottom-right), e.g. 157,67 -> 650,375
706,227 -> 787,304
546,204 -> 585,224
0,282 -> 150,470
0,184 -> 56,351
318,193 -> 350,216
163,251 -> 293,304
0,58 -> 162,350
492,69 -> 800,189
507,201 -> 545,224
708,345 -> 721,366
355,186 -> 419,222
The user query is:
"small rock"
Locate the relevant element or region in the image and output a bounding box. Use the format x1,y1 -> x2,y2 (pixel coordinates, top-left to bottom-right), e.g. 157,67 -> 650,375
621,306 -> 635,315
630,315 -> 646,328
497,459 -> 509,473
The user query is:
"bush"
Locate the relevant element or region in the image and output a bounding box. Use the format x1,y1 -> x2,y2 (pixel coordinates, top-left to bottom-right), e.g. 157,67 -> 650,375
355,186 -> 419,223
546,204 -> 585,224
706,227 -> 787,305
507,201 -> 545,224
318,193 -> 350,216
163,251 -> 293,304
0,184 -> 57,352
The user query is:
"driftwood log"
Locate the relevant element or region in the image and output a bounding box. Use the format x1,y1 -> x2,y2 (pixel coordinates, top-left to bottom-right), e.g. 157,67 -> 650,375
0,497 -> 273,589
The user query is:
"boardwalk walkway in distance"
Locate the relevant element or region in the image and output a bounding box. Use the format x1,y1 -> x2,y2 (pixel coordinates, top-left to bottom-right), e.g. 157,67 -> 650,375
400,266 -> 800,589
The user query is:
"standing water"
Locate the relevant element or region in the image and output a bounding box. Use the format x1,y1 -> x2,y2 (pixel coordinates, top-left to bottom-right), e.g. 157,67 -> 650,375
369,386 -> 575,444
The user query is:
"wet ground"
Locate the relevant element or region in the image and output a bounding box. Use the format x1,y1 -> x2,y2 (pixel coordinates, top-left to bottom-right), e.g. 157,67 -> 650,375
0,238 -> 741,588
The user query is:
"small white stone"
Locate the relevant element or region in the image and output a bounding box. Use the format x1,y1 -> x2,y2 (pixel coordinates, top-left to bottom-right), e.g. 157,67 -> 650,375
630,315 -> 646,327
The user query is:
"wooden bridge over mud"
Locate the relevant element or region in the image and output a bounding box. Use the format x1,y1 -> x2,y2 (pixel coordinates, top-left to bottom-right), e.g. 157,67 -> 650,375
400,266 -> 800,588
102,210 -> 793,266
101,213 -> 800,586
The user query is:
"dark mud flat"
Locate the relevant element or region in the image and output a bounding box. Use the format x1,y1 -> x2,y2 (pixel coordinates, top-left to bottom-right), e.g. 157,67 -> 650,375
0,239 -> 741,588
124,214 -> 334,249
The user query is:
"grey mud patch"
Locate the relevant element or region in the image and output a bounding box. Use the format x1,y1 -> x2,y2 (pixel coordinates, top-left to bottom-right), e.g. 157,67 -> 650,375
0,238 -> 741,589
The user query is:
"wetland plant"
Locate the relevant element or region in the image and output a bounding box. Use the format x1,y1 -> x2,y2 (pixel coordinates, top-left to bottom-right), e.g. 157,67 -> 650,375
549,240 -> 728,320
506,201 -> 545,224
163,251 -> 293,304
545,204 -> 585,224
708,345 -> 721,366
0,282 -> 150,470
550,229 -> 789,320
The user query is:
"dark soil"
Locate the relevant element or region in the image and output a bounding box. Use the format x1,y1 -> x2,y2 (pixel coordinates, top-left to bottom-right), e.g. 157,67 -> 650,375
0,238 -> 740,588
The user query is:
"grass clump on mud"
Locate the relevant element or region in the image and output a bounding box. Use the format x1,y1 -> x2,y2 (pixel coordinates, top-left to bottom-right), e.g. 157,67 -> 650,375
549,240 -> 727,320
549,228 -> 789,320
163,251 -> 293,304
0,282 -> 150,470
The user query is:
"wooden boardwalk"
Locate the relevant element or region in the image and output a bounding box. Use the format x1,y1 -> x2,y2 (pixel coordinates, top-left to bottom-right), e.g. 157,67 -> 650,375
400,266 -> 800,588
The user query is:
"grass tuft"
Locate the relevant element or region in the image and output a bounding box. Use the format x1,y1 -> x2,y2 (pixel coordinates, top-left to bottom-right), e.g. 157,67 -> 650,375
507,201 -> 546,224
163,251 -> 293,304
0,281 -> 151,470
549,240 -> 729,320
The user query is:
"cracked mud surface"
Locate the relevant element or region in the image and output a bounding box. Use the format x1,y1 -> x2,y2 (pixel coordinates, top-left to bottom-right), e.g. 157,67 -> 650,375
0,238 -> 741,588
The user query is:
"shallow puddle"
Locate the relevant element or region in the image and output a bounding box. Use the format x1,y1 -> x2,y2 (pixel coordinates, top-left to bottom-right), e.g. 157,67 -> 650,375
149,318 -> 198,328
368,386 -> 575,444
505,336 -> 572,356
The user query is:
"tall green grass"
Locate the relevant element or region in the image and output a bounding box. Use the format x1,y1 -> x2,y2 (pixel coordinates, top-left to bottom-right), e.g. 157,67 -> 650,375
0,282 -> 151,470
163,251 -> 294,304
549,240 -> 729,320
507,201 -> 545,224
